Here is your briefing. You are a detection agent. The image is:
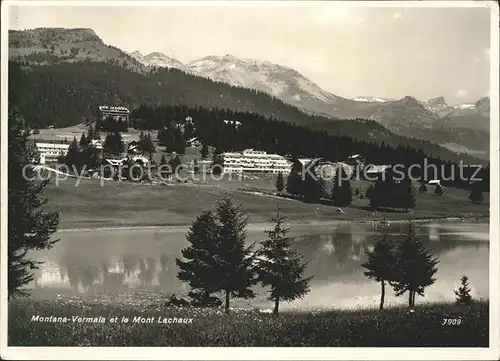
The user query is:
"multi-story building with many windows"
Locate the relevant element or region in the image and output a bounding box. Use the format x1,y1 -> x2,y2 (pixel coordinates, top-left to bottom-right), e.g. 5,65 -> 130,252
98,105 -> 130,127
35,142 -> 70,164
221,149 -> 292,174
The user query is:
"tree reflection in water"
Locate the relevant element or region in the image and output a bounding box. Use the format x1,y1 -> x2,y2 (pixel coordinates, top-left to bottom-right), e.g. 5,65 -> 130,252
138,257 -> 156,287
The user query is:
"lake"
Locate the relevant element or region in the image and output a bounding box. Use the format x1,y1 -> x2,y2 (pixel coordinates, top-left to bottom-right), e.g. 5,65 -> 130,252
28,220 -> 489,310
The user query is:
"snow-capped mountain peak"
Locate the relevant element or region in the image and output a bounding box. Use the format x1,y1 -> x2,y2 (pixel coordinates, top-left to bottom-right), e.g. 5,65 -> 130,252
352,96 -> 393,103
454,103 -> 475,110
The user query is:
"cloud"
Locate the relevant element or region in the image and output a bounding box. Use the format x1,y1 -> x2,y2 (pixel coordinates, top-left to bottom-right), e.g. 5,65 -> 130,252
456,89 -> 468,98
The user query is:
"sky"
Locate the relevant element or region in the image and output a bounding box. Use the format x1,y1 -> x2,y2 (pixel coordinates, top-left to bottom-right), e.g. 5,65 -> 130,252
7,2 -> 493,105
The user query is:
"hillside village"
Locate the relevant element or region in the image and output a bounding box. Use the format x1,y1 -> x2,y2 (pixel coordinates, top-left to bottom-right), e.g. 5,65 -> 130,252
28,101 -> 489,219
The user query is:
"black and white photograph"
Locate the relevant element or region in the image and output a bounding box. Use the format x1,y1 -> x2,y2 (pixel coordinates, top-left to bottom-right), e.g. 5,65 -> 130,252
1,1 -> 499,359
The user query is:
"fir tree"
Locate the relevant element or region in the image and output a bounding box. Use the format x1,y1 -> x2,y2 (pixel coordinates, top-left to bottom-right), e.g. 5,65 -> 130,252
286,158 -> 304,197
184,121 -> 194,141
169,155 -> 182,177
454,275 -> 473,305
8,109 -> 60,299
200,143 -> 209,159
176,210 -> 221,299
87,124 -> 95,140
65,136 -> 81,171
275,172 -> 284,193
79,132 -> 87,147
368,180 -> 384,210
469,182 -> 484,204
174,127 -> 186,154
103,132 -> 124,156
139,132 -> 155,159
211,146 -> 224,175
331,166 -> 353,207
361,217 -> 395,310
176,197 -> 258,314
257,209 -> 312,314
303,168 -> 326,202
391,221 -> 439,308
401,177 -> 416,212
162,126 -> 176,153
214,197 -> 258,313
157,127 -> 167,143
158,154 -> 170,179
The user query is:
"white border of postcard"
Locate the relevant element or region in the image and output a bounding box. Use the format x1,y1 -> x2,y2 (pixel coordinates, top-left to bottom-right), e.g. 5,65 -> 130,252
1,1 -> 499,360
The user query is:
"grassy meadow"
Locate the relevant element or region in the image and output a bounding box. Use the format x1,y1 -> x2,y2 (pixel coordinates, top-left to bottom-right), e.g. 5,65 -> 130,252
8,297 -> 489,347
43,173 -> 489,229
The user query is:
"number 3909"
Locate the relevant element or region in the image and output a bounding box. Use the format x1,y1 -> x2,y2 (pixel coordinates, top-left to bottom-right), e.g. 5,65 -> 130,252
441,318 -> 462,325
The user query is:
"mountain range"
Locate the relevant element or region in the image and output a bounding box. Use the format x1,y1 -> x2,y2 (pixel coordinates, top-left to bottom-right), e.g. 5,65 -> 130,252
128,51 -> 490,158
8,27 -> 490,159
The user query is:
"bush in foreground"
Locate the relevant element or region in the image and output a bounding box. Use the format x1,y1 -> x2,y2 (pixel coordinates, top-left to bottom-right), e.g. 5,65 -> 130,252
8,298 -> 489,347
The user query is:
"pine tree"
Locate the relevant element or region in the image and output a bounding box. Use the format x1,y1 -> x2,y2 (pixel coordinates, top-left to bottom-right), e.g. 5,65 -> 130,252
163,126 -> 176,153
176,197 -> 258,314
79,132 -> 87,147
174,127 -> 186,154
176,210 -> 221,299
8,109 -> 60,299
331,166 -> 353,207
286,158 -> 304,197
368,180 -> 383,210
211,146 -> 224,175
65,136 -> 81,171
184,121 -> 194,141
454,275 -> 473,305
159,154 -> 170,179
391,221 -> 439,308
361,218 -> 395,310
88,124 -> 95,140
157,127 -> 167,144
275,172 -> 284,193
469,182 -> 484,204
303,168 -> 326,202
169,155 -> 182,177
139,132 -> 155,159
401,177 -> 416,212
257,209 -> 312,314
214,197 -> 258,313
103,132 -> 124,156
200,143 -> 209,159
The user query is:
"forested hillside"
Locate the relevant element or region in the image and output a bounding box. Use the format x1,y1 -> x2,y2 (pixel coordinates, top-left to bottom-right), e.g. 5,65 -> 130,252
132,104 -> 489,190
8,61 -> 486,165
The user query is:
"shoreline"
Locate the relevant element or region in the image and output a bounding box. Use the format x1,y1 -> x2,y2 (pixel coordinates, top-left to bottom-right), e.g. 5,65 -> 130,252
55,215 -> 489,233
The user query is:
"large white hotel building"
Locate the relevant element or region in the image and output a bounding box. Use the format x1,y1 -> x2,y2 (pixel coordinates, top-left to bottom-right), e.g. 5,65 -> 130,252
221,149 -> 292,174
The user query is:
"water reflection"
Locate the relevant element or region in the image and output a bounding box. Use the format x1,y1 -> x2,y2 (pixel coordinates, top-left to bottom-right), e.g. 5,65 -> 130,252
29,221 -> 489,309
